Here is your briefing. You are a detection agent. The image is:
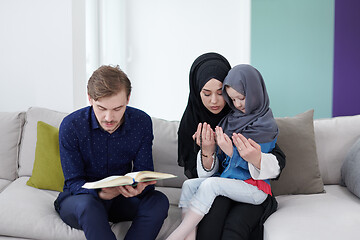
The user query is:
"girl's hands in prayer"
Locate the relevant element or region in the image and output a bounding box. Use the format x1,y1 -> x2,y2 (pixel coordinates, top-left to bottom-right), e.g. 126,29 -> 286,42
232,133 -> 262,169
215,126 -> 233,157
98,181 -> 157,200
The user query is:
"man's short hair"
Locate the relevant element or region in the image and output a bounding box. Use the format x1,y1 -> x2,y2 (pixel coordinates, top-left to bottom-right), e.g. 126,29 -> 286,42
87,65 -> 132,101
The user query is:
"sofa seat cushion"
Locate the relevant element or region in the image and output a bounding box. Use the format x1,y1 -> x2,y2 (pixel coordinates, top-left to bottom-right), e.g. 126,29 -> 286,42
0,177 -> 85,240
156,186 -> 182,206
0,237 -> 30,240
0,179 -> 11,192
0,178 -> 181,239
264,185 -> 360,240
0,177 -> 132,240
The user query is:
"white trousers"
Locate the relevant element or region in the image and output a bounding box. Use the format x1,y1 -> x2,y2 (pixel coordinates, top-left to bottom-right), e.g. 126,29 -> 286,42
179,177 -> 267,215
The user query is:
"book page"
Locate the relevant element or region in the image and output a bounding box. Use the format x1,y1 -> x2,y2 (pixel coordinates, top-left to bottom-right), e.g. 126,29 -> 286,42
82,171 -> 177,189
134,171 -> 176,182
82,175 -> 133,189
125,171 -> 140,179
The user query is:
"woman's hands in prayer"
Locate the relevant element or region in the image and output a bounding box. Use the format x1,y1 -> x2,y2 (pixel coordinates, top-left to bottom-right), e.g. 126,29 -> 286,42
98,181 -> 157,200
232,133 -> 262,169
193,122 -> 216,154
193,122 -> 216,169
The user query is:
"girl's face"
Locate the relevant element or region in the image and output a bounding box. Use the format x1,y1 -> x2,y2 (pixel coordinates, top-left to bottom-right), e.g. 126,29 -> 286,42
226,86 -> 246,113
200,78 -> 226,114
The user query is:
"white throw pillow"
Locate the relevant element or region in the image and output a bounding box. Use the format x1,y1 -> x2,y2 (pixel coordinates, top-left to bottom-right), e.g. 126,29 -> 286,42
314,114 -> 360,185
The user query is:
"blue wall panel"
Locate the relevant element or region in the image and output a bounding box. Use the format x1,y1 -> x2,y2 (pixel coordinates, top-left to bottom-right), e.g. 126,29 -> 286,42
251,0 -> 334,119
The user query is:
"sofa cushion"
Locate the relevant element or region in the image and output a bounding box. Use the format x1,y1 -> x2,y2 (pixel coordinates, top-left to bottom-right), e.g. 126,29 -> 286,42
0,177 -> 181,240
26,121 -> 64,192
341,137 -> 360,198
152,117 -> 187,188
156,186 -> 182,206
0,177 -> 86,240
0,112 -> 25,181
271,110 -> 324,196
18,107 -> 68,177
264,185 -> 360,240
0,179 -> 11,192
314,114 -> 360,185
0,177 -> 136,239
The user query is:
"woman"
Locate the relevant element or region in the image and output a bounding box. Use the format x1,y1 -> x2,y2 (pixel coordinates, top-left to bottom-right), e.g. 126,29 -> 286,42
177,53 -> 286,240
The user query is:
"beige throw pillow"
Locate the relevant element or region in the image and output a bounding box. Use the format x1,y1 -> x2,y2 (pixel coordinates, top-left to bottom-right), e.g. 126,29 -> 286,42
271,109 -> 324,196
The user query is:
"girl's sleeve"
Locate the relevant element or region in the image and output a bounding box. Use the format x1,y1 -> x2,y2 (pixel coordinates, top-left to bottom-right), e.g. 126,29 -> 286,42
248,143 -> 286,180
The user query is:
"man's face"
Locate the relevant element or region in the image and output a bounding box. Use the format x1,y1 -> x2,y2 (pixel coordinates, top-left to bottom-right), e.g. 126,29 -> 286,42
89,90 -> 129,134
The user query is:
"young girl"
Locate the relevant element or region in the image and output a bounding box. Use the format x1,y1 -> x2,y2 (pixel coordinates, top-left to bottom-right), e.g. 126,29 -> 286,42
167,64 -> 279,240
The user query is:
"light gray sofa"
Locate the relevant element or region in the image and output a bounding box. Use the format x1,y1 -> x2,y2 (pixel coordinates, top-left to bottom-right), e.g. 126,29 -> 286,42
0,107 -> 360,240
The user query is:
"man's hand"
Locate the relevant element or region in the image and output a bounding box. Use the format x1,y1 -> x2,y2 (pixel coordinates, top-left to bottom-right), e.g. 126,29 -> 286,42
215,126 -> 233,157
98,181 -> 157,200
232,133 -> 262,169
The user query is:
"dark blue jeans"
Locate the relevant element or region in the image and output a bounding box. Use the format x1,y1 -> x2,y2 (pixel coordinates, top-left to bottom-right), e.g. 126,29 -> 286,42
56,190 -> 169,240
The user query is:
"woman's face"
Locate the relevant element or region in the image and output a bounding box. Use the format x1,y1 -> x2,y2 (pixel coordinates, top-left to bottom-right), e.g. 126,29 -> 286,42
200,78 -> 226,114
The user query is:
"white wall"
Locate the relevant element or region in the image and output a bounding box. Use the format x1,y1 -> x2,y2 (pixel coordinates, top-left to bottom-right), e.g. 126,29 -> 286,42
0,0 -> 250,121
0,0 -> 86,113
124,0 -> 251,120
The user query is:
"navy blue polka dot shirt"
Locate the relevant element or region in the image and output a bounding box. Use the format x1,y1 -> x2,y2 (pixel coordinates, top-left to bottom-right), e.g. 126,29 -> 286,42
58,106 -> 154,198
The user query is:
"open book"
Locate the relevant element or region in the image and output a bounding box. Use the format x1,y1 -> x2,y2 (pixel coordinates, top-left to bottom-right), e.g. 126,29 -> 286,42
82,171 -> 177,189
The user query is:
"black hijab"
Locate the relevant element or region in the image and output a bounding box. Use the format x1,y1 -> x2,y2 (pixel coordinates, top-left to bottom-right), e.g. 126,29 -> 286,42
219,64 -> 278,143
178,52 -> 231,178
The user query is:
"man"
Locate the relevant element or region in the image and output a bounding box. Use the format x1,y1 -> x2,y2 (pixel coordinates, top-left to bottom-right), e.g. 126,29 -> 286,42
54,65 -> 169,240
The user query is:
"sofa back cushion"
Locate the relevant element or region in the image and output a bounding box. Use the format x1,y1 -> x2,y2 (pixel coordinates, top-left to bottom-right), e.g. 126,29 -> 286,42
0,112 -> 25,180
18,107 -> 67,177
314,114 -> 360,185
152,117 -> 187,188
17,107 -> 187,188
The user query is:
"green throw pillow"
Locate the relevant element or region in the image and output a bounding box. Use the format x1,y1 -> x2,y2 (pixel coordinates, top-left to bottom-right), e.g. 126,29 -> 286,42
26,121 -> 64,192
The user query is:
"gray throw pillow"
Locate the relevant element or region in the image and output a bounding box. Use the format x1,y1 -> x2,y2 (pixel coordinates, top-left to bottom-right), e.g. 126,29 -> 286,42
271,109 -> 325,196
341,137 -> 360,198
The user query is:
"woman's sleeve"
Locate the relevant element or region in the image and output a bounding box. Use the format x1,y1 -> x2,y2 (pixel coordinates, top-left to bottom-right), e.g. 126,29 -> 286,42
197,151 -> 219,177
248,143 -> 286,180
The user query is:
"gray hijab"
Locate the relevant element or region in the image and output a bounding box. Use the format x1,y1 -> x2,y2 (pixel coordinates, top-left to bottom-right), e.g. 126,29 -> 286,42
219,64 -> 278,143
